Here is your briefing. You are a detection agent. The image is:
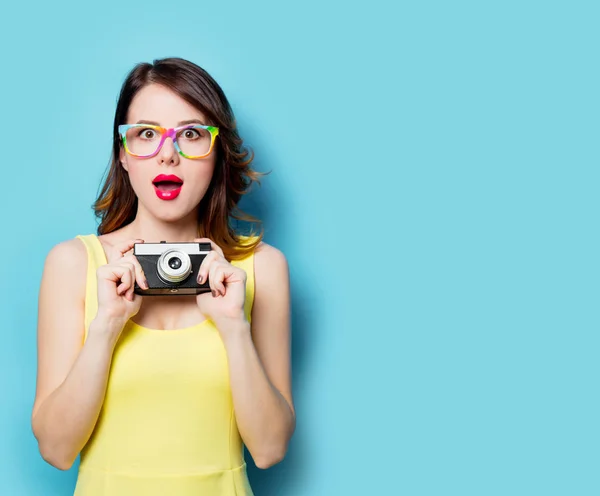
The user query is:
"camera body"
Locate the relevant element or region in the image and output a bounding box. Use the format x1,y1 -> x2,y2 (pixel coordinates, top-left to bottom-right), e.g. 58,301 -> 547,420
133,241 -> 212,296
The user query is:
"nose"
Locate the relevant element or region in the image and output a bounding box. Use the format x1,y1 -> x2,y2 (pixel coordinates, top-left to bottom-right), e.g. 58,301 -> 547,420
157,135 -> 180,167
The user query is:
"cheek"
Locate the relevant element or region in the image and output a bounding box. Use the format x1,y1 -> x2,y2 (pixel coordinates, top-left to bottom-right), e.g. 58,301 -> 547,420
186,161 -> 216,190
125,161 -> 151,188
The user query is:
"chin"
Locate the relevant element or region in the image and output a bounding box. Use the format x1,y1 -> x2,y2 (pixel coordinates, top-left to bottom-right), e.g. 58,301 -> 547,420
155,208 -> 198,224
137,198 -> 197,223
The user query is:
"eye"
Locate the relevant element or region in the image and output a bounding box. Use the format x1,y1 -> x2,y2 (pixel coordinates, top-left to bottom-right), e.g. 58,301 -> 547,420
138,128 -> 158,139
182,128 -> 202,140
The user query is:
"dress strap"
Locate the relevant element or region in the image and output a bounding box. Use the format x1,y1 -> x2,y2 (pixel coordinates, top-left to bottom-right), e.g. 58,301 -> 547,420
231,247 -> 256,324
75,234 -> 106,342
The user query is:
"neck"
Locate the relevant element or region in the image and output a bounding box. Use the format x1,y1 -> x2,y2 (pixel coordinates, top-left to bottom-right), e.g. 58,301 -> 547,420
123,206 -> 201,243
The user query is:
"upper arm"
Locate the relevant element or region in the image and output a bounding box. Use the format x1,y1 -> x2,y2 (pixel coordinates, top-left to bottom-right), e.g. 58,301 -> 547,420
251,243 -> 295,420
32,239 -> 87,424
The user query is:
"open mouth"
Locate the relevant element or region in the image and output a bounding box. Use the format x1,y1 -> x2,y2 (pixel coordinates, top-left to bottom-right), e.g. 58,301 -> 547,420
153,174 -> 183,191
154,181 -> 181,191
153,174 -> 183,200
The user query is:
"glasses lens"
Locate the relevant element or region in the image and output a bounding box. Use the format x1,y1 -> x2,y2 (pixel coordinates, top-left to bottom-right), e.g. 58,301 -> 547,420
125,126 -> 162,156
177,126 -> 212,157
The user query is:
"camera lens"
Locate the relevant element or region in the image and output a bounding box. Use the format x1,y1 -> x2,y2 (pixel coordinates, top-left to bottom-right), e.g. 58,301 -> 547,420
168,257 -> 182,270
157,249 -> 192,284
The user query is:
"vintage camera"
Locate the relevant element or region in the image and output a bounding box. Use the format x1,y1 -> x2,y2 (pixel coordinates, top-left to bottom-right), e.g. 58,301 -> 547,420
133,241 -> 212,296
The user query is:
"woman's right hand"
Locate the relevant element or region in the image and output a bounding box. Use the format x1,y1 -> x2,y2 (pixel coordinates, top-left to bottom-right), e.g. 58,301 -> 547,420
94,239 -> 148,332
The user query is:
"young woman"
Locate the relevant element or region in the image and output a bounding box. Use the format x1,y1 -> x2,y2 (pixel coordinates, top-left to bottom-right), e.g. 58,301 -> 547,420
31,57 -> 295,495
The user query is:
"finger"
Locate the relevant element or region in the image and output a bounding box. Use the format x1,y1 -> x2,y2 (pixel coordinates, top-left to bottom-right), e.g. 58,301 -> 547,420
124,239 -> 145,259
127,265 -> 136,301
209,263 -> 227,297
197,251 -> 220,285
208,264 -> 218,296
99,264 -> 130,285
108,238 -> 145,262
123,254 -> 148,290
115,262 -> 134,296
118,262 -> 137,301
218,276 -> 226,296
194,237 -> 224,258
116,267 -> 133,296
216,265 -> 228,296
121,238 -> 145,254
220,264 -> 244,295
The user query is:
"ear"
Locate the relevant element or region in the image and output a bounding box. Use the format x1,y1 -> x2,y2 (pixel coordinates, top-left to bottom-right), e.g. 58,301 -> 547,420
119,148 -> 129,172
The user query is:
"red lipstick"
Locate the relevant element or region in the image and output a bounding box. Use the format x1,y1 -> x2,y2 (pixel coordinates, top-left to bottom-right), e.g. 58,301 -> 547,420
152,174 -> 183,201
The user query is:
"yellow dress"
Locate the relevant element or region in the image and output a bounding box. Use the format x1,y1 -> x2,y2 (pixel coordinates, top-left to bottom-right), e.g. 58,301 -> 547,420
73,234 -> 255,495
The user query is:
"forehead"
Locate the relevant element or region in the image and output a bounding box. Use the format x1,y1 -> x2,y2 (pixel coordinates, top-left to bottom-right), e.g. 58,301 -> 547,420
127,84 -> 207,124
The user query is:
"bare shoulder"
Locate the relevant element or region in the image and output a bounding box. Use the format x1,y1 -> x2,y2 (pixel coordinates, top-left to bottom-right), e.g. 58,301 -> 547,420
253,241 -> 289,297
45,238 -> 87,271
42,238 -> 88,293
254,241 -> 289,274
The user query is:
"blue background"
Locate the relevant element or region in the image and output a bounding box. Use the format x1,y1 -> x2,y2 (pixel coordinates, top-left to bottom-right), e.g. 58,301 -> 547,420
0,1 -> 598,494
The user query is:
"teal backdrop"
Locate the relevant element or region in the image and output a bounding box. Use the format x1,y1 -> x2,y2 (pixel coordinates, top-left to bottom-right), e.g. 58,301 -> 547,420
0,1 -> 598,495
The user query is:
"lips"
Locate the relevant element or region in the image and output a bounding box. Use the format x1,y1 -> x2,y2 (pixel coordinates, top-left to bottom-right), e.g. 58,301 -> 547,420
153,174 -> 183,201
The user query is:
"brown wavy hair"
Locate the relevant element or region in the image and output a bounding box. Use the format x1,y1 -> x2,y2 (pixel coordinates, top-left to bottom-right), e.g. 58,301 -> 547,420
93,57 -> 265,261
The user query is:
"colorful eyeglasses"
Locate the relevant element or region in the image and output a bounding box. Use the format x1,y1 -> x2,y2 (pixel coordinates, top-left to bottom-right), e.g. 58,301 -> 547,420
118,124 -> 219,159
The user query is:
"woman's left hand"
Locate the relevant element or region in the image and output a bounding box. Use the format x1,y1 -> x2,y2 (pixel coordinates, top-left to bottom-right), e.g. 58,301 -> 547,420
194,238 -> 248,328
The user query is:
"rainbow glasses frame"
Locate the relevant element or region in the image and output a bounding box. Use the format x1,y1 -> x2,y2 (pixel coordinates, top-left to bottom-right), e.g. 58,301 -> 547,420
118,124 -> 220,159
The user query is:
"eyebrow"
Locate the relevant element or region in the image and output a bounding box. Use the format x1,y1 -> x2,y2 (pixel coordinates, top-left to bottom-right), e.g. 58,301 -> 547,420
135,119 -> 207,126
